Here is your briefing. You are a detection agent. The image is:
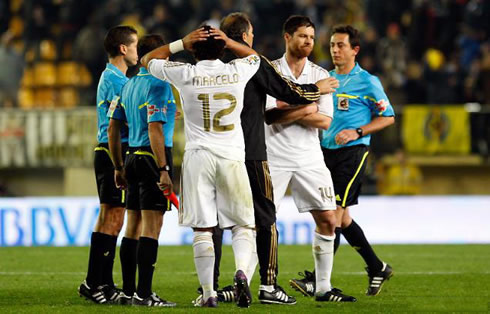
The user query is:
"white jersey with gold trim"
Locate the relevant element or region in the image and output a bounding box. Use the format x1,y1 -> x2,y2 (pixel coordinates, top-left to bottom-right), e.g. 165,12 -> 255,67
265,54 -> 333,170
149,55 -> 260,161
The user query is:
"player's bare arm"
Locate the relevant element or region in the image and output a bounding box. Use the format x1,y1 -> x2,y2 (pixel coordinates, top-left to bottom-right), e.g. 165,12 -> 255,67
297,112 -> 332,130
108,118 -> 127,189
148,121 -> 172,195
141,28 -> 210,68
209,28 -> 258,57
335,116 -> 395,145
265,102 -> 317,125
315,77 -> 339,94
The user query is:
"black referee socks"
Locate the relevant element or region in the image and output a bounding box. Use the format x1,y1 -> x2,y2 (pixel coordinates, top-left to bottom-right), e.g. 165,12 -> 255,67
120,237 -> 138,295
342,220 -> 383,272
137,237 -> 159,298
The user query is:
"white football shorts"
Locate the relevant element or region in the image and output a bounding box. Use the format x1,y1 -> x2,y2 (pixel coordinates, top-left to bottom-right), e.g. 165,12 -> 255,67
269,166 -> 337,212
179,149 -> 255,229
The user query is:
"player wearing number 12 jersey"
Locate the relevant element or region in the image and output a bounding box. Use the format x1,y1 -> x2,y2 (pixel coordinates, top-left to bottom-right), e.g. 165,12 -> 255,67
142,26 -> 260,308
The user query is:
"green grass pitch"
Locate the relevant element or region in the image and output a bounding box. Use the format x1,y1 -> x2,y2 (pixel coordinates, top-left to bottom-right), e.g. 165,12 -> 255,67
1,244 -> 489,313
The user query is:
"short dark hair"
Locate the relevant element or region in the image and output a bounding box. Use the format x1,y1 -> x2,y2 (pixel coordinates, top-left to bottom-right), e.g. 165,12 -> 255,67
104,25 -> 137,57
193,25 -> 226,61
220,12 -> 251,42
137,34 -> 165,58
283,15 -> 315,35
332,25 -> 361,48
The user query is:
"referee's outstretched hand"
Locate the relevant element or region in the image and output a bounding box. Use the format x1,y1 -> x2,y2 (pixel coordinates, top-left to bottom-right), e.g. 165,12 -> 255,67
158,171 -> 173,196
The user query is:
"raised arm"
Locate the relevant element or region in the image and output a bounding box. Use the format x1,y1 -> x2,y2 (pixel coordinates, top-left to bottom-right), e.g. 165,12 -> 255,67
141,27 -> 210,69
210,28 -> 257,58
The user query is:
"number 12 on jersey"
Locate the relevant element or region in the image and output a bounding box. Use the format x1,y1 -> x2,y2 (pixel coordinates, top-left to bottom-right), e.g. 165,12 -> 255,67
198,93 -> 237,132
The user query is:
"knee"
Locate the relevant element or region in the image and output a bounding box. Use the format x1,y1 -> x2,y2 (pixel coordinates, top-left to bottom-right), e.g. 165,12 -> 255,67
97,207 -> 125,235
316,212 -> 336,233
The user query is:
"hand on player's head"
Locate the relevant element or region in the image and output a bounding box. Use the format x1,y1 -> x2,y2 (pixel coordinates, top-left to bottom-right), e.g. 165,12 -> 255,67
183,27 -> 210,50
208,28 -> 229,46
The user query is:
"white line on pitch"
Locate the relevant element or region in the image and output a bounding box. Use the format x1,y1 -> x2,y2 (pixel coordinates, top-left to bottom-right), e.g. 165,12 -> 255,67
0,271 -> 489,276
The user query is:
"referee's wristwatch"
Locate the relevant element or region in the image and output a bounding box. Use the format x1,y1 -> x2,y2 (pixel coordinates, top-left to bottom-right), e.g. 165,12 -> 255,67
356,127 -> 364,138
158,165 -> 170,172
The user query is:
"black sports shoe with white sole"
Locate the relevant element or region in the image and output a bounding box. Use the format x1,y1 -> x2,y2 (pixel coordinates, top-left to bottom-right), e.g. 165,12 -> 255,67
218,285 -> 235,302
78,280 -> 107,304
258,285 -> 296,305
366,262 -> 393,296
315,288 -> 357,302
132,292 -> 176,307
289,270 -> 315,297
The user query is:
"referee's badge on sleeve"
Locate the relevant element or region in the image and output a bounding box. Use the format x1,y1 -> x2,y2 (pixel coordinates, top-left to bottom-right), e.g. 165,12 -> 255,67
337,97 -> 349,111
108,96 -> 120,115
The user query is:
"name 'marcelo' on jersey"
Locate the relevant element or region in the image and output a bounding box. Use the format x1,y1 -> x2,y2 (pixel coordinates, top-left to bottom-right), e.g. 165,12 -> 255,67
108,67 -> 175,148
321,62 -> 395,149
96,63 -> 129,144
148,55 -> 260,161
265,55 -> 333,170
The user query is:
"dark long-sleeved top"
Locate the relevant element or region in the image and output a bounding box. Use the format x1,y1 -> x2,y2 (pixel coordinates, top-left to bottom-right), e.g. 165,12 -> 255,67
223,51 -> 321,160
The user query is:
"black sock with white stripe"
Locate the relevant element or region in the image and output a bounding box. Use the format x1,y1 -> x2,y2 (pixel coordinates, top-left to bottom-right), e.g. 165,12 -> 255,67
101,234 -> 117,287
342,220 -> 383,272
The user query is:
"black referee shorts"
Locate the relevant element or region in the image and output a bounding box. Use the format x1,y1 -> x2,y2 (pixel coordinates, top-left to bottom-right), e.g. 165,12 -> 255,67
245,160 -> 276,228
94,143 -> 127,206
322,145 -> 369,208
125,146 -> 173,212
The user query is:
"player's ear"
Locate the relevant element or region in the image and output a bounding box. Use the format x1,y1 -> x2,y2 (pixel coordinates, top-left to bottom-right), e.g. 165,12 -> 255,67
284,32 -> 291,42
120,44 -> 127,56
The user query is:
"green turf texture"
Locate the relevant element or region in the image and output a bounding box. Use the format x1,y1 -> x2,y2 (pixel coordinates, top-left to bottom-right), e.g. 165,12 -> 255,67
1,244 -> 489,313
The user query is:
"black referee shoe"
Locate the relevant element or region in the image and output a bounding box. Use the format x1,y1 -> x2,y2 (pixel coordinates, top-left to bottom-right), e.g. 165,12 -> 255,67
258,285 -> 296,305
78,280 -> 107,304
315,288 -> 357,302
366,262 -> 393,296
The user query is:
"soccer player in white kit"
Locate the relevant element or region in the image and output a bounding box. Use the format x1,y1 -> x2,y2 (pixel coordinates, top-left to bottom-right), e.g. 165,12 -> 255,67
265,16 -> 356,302
142,26 -> 260,308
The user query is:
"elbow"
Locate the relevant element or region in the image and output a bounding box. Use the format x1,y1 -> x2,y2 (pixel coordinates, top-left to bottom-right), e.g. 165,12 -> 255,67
319,121 -> 331,130
318,117 -> 332,130
388,116 -> 395,126
141,53 -> 151,69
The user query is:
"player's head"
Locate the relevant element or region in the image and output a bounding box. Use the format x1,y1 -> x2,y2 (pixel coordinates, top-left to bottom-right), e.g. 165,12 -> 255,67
283,15 -> 315,59
330,25 -> 360,68
104,25 -> 138,66
220,12 -> 254,47
137,34 -> 166,64
192,25 -> 226,61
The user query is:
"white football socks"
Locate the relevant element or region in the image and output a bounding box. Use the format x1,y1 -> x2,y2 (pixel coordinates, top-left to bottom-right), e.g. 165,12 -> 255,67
312,231 -> 335,295
245,229 -> 258,285
231,226 -> 254,274
193,231 -> 216,300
